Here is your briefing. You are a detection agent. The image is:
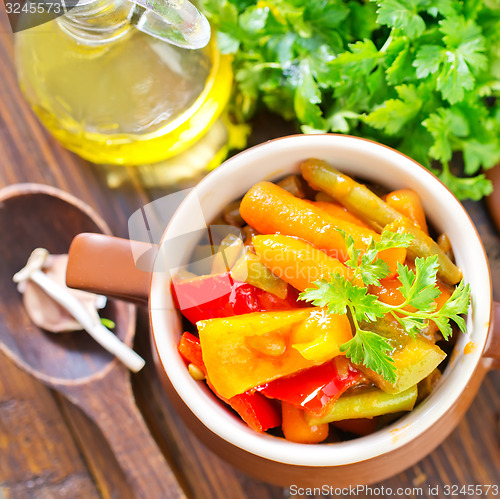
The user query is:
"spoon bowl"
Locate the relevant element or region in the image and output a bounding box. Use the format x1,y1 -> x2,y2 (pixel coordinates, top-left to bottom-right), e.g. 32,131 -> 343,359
0,183 -> 130,383
0,183 -> 184,498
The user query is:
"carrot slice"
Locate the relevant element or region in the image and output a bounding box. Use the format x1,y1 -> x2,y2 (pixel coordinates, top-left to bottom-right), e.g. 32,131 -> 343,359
281,402 -> 329,444
312,201 -> 371,229
240,182 -> 405,276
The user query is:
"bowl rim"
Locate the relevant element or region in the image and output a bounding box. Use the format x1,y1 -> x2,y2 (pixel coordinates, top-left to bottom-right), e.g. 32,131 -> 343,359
149,133 -> 493,466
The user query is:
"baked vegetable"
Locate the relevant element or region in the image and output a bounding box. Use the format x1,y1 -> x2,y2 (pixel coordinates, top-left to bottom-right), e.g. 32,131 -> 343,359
173,160 -> 470,443
308,386 -> 418,425
301,159 -> 462,284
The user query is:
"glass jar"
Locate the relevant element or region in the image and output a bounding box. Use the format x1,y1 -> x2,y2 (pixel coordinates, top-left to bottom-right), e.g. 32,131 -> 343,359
15,0 -> 233,168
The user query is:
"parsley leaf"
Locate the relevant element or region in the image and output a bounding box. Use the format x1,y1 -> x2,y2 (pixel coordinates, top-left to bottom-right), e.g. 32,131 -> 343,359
438,280 -> 471,334
432,316 -> 453,340
340,330 -> 397,383
357,259 -> 391,287
202,0 -> 500,201
341,230 -> 361,269
439,163 -> 493,201
413,45 -> 442,79
423,108 -> 469,163
342,229 -> 413,286
375,0 -> 427,39
376,230 -> 415,251
299,231 -> 471,382
364,84 -> 422,135
347,284 -> 387,322
298,275 -> 351,315
397,316 -> 426,338
436,16 -> 488,104
299,276 -> 387,321
462,139 -> 500,175
397,256 -> 441,311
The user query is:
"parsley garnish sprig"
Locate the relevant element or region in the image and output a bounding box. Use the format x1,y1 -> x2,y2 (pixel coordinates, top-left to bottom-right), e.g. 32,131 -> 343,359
201,0 -> 500,200
299,230 -> 471,383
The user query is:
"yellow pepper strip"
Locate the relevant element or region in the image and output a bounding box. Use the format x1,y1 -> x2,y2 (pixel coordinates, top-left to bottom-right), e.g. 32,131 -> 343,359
252,234 -> 360,291
211,233 -> 245,274
290,308 -> 352,363
198,307 -> 353,399
360,333 -> 445,394
308,385 -> 418,425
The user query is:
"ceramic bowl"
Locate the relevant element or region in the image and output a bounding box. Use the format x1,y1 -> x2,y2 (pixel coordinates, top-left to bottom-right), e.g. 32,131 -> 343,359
67,134 -> 500,487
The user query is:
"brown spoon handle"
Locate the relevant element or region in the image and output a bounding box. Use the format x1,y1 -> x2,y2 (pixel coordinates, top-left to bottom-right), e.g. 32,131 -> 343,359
59,367 -> 185,499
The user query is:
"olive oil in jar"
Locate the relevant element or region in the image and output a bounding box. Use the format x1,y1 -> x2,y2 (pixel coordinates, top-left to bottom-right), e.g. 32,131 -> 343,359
15,0 -> 233,166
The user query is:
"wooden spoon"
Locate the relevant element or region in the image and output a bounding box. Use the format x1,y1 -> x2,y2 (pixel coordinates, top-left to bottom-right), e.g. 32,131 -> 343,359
0,183 -> 185,499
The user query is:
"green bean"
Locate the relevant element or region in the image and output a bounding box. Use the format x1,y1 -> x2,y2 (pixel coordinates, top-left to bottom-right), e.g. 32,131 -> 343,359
385,219 -> 462,285
308,385 -> 418,425
301,158 -> 400,231
300,158 -> 462,285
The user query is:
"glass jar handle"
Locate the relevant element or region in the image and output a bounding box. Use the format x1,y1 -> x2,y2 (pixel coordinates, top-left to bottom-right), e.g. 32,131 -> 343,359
131,0 -> 211,49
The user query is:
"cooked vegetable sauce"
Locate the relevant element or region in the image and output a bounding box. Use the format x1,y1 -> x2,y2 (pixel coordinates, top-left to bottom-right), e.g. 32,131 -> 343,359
172,159 -> 467,443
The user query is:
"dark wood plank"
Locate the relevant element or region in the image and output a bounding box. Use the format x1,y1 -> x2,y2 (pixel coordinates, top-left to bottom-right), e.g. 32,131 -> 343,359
0,352 -> 101,499
56,398 -> 136,499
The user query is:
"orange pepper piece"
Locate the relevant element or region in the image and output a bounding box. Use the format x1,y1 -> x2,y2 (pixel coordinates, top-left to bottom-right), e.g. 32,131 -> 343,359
369,278 -> 414,310
385,189 -> 429,234
370,278 -> 452,315
252,234 -> 360,291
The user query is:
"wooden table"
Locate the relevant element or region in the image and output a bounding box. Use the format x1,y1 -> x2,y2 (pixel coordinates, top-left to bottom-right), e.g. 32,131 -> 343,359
0,8 -> 499,499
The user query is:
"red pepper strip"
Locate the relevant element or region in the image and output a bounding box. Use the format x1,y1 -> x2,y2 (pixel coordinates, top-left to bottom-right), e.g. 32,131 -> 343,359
177,331 -> 206,373
172,273 -> 258,323
259,357 -> 364,418
172,272 -> 303,324
226,391 -> 281,433
177,332 -> 281,433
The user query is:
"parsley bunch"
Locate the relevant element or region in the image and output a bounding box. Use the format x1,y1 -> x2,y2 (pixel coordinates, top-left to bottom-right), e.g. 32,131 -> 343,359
201,0 -> 500,200
299,231 -> 471,382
